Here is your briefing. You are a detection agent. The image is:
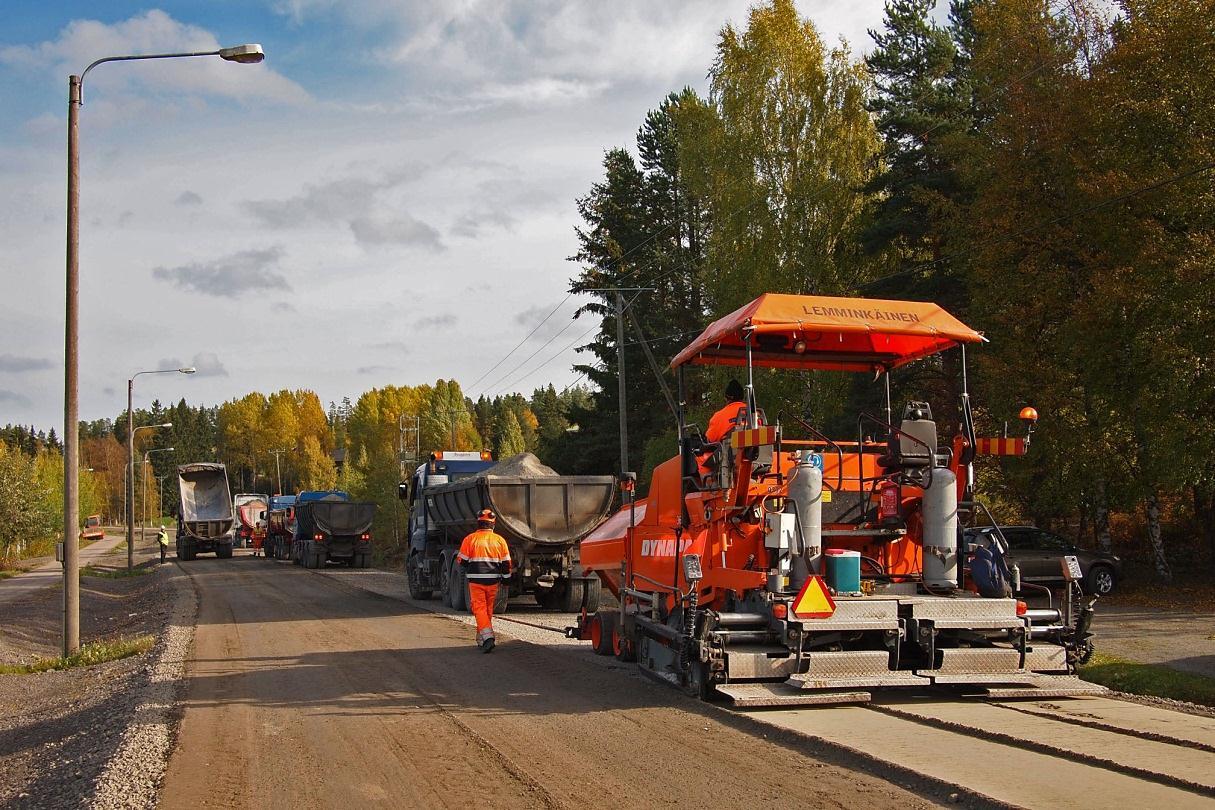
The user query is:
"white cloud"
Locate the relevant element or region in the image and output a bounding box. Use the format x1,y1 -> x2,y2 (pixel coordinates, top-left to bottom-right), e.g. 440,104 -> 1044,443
0,10 -> 309,106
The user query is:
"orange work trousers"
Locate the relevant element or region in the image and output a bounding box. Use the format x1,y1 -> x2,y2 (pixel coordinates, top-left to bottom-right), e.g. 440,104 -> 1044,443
468,582 -> 498,638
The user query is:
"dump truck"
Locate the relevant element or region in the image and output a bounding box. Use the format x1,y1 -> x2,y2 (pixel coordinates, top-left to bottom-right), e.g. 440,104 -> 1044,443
176,462 -> 235,560
264,494 -> 296,560
79,514 -> 105,542
570,293 -> 1101,706
233,493 -> 268,549
402,451 -> 615,614
291,490 -> 375,569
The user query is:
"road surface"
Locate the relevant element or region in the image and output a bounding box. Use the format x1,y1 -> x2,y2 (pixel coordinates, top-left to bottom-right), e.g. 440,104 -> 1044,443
0,533 -> 126,607
160,555 -> 936,809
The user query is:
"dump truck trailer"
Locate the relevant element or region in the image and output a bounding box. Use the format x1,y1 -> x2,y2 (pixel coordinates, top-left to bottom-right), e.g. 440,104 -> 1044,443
291,491 -> 375,569
571,293 -> 1101,706
403,452 -> 615,613
176,462 -> 235,560
264,494 -> 296,560
233,493 -> 268,550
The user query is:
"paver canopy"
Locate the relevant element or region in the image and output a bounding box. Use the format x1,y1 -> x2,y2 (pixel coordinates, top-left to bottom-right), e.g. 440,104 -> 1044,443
669,293 -> 985,372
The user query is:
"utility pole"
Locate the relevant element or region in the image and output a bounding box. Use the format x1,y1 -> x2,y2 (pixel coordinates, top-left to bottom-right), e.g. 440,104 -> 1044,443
269,449 -> 287,494
615,290 -> 629,479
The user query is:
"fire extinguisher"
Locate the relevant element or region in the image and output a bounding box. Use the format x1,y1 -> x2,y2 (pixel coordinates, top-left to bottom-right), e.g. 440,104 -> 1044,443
878,480 -> 901,526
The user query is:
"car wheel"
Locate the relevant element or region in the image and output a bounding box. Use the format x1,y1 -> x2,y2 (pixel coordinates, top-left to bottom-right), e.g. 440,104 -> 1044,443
1086,564 -> 1116,596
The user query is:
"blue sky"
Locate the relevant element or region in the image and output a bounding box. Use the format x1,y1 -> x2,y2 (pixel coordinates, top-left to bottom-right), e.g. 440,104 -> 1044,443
0,1 -> 892,429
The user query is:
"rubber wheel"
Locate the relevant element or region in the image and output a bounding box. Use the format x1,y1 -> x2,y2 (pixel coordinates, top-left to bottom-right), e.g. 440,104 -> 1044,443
449,561 -> 468,612
407,553 -> 434,599
493,583 -> 509,614
303,546 -> 319,569
439,555 -> 453,606
583,577 -> 602,613
612,621 -> 636,662
591,611 -> 618,656
358,554 -> 371,569
1085,564 -> 1116,596
216,545 -> 233,559
561,579 -> 585,613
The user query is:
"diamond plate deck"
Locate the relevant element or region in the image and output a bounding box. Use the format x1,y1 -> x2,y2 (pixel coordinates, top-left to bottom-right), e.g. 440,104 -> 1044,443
910,597 -> 1020,629
983,677 -> 1109,699
784,650 -> 929,689
717,682 -> 871,707
795,598 -> 900,632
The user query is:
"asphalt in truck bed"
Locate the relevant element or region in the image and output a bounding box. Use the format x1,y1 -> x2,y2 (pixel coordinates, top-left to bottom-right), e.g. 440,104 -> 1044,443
159,555 -> 936,809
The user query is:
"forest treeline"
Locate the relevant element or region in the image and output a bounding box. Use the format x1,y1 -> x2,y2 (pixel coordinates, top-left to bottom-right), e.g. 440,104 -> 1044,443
2,0 -> 1211,577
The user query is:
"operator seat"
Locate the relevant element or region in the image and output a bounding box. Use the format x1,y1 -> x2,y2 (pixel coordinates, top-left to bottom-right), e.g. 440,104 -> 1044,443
880,401 -> 938,485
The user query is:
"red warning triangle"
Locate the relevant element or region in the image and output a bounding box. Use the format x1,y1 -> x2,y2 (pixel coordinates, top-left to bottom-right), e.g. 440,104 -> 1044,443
792,575 -> 836,619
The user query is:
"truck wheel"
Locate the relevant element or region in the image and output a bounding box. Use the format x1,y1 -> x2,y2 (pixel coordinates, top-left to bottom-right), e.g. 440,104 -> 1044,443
407,553 -> 434,600
591,611 -> 619,656
357,554 -> 370,569
583,578 -> 601,613
216,544 -> 233,560
449,561 -> 468,612
440,554 -> 453,606
493,584 -> 509,614
561,579 -> 587,613
303,545 -> 318,569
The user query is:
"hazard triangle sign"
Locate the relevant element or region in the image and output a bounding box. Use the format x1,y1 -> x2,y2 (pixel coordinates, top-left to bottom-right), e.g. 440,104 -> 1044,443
792,575 -> 836,619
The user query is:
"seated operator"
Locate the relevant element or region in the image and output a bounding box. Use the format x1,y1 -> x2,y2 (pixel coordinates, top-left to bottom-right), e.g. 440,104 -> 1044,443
697,379 -> 759,480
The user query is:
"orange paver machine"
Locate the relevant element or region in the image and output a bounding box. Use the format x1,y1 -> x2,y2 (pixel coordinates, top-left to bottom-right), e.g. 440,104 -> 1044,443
571,294 -> 1100,706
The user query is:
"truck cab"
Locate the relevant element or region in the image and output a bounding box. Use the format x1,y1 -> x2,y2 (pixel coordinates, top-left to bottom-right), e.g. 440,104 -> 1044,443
407,451 -> 495,548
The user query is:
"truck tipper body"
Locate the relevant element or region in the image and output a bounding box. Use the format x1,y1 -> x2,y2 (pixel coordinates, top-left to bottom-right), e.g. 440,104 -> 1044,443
403,452 -> 615,613
233,493 -> 269,549
264,494 -> 296,560
176,462 -> 235,560
291,490 -> 375,569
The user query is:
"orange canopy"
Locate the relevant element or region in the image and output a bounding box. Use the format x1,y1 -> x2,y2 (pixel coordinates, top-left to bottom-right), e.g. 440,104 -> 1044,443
670,293 -> 984,372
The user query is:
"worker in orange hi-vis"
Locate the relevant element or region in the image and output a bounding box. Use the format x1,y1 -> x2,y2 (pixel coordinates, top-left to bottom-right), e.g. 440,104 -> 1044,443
698,379 -> 754,478
457,509 -> 512,653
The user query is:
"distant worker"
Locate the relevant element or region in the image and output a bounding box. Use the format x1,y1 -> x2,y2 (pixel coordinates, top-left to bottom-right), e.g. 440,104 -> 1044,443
456,509 -> 512,653
698,379 -> 759,479
157,525 -> 170,563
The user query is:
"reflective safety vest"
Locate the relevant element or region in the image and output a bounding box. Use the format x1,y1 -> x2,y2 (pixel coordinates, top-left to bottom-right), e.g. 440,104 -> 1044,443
157,530 -> 170,546
457,529 -> 511,583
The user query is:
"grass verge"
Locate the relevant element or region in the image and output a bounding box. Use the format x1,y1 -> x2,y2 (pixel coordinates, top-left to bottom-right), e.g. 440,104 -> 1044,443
1080,652 -> 1215,707
0,568 -> 27,580
0,635 -> 155,675
80,564 -> 150,579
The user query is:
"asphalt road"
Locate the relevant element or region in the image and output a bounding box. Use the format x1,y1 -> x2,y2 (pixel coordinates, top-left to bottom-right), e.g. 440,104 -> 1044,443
159,555 -> 937,809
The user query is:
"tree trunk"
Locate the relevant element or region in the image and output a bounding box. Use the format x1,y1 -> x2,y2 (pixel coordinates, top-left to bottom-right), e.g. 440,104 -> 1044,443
1194,484 -> 1215,567
1145,492 -> 1171,582
1094,477 -> 1112,553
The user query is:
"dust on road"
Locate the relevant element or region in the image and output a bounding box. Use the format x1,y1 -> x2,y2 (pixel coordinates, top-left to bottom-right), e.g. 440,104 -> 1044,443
160,556 -> 938,809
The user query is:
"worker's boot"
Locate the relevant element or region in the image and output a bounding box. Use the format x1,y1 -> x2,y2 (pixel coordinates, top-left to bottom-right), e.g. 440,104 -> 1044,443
481,636 -> 495,654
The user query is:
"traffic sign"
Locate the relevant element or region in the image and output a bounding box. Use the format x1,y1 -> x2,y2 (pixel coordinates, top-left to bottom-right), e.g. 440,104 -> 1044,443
792,575 -> 836,619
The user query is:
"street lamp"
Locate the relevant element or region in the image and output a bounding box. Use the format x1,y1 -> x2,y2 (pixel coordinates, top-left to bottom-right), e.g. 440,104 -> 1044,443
62,43 -> 264,655
128,367 -> 193,573
142,446 -> 174,548
128,421 -> 171,570
269,448 -> 287,495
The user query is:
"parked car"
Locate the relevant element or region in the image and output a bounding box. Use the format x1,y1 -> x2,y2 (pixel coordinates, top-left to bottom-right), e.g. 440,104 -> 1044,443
80,514 -> 105,541
964,525 -> 1122,595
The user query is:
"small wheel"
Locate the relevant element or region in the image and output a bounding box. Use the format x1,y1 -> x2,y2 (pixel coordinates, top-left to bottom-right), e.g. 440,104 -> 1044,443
591,611 -> 618,656
1085,565 -> 1116,596
613,621 -> 636,662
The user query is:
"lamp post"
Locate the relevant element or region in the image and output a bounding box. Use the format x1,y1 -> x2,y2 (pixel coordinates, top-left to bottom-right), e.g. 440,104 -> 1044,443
142,446 -> 174,549
63,43 -> 264,656
128,422 -> 172,571
128,364 -> 194,573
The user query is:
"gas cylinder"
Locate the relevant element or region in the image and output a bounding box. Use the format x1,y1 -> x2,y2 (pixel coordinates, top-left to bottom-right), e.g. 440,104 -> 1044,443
921,468 -> 958,589
787,453 -> 823,588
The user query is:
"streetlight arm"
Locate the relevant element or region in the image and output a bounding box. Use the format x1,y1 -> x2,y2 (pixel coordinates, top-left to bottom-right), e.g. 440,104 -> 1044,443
79,45 -> 263,102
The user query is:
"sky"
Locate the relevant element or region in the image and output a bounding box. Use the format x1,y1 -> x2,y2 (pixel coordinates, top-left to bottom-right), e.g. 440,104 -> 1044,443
0,0 -> 897,431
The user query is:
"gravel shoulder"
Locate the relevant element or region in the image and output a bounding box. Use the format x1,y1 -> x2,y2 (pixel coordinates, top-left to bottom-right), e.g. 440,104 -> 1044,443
0,539 -> 196,809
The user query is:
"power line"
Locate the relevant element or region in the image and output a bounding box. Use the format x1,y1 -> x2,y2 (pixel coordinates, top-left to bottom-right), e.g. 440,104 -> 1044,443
465,293 -> 573,393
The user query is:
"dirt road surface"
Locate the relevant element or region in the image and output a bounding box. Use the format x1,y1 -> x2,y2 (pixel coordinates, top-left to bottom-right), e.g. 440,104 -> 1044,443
160,556 -> 938,809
